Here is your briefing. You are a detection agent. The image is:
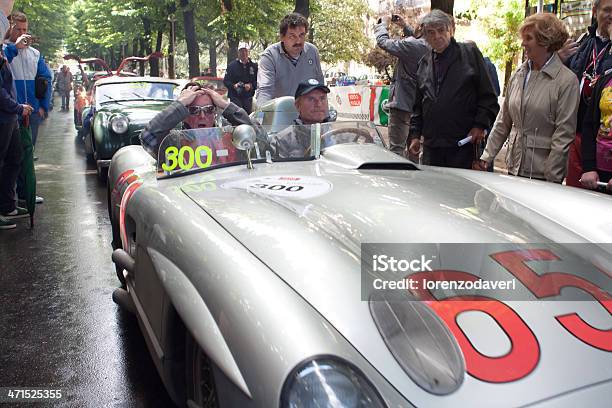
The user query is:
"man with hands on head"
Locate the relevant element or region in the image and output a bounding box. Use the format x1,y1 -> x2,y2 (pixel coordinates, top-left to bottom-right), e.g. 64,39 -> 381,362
140,83 -> 254,159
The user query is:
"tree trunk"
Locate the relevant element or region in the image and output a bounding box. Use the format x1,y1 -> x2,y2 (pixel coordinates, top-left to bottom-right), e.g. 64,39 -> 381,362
167,3 -> 176,79
294,0 -> 309,18
180,0 -> 200,78
209,38 -> 218,77
139,38 -> 147,75
150,29 -> 162,77
132,39 -> 139,59
503,57 -> 513,97
142,15 -> 154,75
227,33 -> 238,65
430,0 -> 454,15
222,0 -> 238,69
109,46 -> 115,70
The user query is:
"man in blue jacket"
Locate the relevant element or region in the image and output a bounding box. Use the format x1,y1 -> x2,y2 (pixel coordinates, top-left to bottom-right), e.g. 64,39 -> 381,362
0,2 -> 33,229
4,11 -> 52,147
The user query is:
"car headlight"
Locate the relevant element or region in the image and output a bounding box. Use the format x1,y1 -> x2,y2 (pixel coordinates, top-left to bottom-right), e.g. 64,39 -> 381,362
281,358 -> 386,408
111,116 -> 129,134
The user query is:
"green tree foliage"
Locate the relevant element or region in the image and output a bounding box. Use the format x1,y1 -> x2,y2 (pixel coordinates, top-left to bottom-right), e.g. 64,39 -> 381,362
476,0 -> 523,94
63,0 -> 374,75
310,0 -> 371,64
13,0 -> 72,59
66,0 -> 176,70
206,0 -> 291,62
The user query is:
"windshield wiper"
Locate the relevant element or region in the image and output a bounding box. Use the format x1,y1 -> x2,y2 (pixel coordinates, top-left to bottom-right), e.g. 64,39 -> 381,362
101,94 -> 126,105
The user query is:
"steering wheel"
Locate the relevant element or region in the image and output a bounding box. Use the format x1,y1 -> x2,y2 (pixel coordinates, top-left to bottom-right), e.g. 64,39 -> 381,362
320,127 -> 375,148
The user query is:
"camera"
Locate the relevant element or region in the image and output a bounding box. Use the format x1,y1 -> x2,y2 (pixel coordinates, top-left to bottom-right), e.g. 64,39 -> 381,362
22,34 -> 39,46
236,81 -> 245,95
391,14 -> 400,22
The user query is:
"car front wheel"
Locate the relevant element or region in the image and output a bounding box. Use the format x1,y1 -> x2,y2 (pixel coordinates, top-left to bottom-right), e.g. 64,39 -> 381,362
185,332 -> 218,408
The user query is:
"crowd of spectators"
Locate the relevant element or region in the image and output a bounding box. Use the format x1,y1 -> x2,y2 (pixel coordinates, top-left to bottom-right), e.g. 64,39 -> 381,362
3,4 -> 612,231
0,2 -> 47,230
373,1 -> 612,194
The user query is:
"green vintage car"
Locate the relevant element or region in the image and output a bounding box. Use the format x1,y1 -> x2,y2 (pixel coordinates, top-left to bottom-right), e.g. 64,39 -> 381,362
83,76 -> 186,180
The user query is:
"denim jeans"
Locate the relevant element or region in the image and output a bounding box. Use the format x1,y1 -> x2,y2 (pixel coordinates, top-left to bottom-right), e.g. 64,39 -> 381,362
29,113 -> 42,146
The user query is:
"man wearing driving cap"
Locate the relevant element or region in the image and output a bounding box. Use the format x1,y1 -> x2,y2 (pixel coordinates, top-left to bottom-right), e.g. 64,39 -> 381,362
223,42 -> 258,114
270,78 -> 333,158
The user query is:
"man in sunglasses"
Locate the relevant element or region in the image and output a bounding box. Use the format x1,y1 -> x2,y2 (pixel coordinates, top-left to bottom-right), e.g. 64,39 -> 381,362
140,82 -> 253,158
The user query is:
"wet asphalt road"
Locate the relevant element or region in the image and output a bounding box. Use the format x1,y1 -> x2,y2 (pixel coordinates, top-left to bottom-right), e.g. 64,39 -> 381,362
0,99 -> 174,407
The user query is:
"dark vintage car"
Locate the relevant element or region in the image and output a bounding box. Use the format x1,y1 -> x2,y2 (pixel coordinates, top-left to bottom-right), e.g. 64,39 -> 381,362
63,55 -> 114,134
67,53 -> 160,141
84,76 -> 185,180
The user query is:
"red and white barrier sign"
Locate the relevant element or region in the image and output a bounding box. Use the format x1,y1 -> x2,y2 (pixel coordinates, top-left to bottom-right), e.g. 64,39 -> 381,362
329,85 -> 389,125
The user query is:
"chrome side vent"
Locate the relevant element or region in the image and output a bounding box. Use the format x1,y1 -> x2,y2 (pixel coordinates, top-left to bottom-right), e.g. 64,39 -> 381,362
369,290 -> 464,395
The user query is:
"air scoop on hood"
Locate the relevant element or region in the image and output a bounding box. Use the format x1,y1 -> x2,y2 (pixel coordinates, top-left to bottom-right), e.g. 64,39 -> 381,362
321,143 -> 419,170
369,290 -> 465,395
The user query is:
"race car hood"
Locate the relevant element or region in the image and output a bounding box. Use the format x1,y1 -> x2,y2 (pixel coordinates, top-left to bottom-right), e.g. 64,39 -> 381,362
180,145 -> 612,407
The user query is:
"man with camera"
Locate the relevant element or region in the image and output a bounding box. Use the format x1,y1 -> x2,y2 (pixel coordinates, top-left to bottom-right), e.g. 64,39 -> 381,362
4,11 -> 52,149
374,13 -> 429,160
0,1 -> 35,229
224,43 -> 258,114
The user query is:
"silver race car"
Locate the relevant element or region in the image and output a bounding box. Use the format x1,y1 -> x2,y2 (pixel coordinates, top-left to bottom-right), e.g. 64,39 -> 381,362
107,117 -> 612,407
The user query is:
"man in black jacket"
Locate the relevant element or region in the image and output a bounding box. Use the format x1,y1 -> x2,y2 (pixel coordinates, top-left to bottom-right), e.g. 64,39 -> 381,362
224,43 -> 257,114
408,10 -> 499,169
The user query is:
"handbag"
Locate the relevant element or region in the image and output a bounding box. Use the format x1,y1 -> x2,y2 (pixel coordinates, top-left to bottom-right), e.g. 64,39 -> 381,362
35,75 -> 48,99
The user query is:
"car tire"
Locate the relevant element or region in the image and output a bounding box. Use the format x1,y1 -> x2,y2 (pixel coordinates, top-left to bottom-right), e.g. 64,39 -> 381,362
85,134 -> 95,162
107,184 -> 126,287
185,331 -> 219,408
97,164 -> 108,183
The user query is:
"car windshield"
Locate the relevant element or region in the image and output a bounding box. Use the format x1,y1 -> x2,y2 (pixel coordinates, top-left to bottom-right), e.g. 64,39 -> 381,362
156,121 -> 384,179
96,81 -> 179,105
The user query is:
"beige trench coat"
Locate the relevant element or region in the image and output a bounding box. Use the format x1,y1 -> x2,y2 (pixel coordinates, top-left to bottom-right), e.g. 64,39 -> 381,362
481,53 -> 579,182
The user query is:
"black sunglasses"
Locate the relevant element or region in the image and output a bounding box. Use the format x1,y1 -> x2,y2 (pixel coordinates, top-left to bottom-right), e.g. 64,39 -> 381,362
188,105 -> 215,115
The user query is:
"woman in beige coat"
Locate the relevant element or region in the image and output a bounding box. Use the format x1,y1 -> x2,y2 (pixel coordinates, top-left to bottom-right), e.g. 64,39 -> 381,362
478,13 -> 579,182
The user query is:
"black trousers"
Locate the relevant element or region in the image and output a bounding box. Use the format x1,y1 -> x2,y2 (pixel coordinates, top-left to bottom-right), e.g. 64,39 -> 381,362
230,96 -> 253,115
0,121 -> 22,213
422,144 -> 475,169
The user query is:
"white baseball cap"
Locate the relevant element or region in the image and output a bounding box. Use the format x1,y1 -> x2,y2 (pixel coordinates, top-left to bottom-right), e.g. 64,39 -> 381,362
238,42 -> 249,50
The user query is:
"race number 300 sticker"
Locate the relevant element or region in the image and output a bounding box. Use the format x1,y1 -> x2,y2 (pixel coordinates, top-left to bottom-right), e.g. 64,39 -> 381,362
221,176 -> 333,200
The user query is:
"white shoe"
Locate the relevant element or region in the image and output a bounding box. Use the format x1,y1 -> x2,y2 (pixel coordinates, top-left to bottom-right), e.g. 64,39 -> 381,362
36,196 -> 44,204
